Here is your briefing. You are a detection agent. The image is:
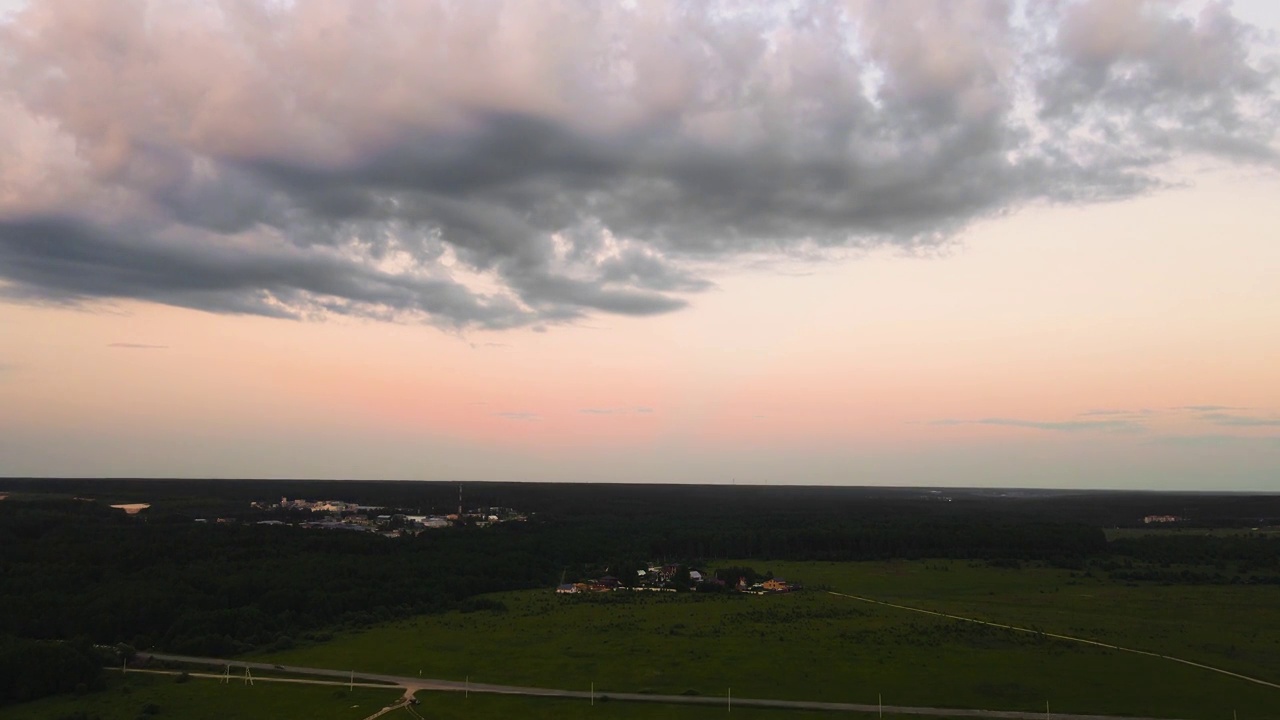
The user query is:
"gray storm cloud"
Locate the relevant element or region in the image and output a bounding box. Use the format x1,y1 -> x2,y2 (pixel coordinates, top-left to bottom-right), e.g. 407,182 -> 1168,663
0,0 -> 1276,329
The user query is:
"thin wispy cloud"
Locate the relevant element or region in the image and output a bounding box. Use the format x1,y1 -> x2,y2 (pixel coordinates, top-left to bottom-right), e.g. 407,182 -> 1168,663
579,406 -> 654,416
1147,435 -> 1280,449
108,343 -> 169,350
0,1 -> 1275,331
1175,405 -> 1246,412
494,411 -> 540,422
1199,412 -> 1280,428
931,417 -> 1146,433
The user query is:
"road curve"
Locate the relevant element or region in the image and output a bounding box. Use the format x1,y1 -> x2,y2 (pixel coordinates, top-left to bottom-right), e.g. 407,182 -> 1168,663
137,652 -> 1192,720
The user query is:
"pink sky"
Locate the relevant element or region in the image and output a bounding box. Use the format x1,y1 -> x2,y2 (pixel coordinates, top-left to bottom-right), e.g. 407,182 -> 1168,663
1,1 -> 1278,488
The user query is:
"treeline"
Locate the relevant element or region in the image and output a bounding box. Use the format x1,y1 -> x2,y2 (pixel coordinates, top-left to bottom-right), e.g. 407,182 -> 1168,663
631,517 -> 1107,563
0,636 -> 104,704
0,501 -> 555,660
6,478 -> 1279,528
1109,534 -> 1280,569
1104,534 -> 1280,584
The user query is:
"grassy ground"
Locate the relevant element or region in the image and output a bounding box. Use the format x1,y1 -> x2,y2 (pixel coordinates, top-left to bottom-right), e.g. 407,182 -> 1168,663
402,692 -> 982,720
4,673 -> 401,720
766,559 -> 1280,682
255,560 -> 1280,719
11,560 -> 1277,719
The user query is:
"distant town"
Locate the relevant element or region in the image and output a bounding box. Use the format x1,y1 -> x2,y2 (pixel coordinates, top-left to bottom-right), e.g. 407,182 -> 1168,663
241,496 -> 528,536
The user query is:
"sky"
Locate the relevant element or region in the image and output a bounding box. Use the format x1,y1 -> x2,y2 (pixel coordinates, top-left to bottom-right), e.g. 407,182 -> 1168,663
1,0 -> 1278,489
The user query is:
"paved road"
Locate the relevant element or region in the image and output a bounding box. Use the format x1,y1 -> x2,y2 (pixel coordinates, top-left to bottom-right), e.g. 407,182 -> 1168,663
826,591 -> 1280,691
121,667 -> 397,690
137,652 -> 1194,720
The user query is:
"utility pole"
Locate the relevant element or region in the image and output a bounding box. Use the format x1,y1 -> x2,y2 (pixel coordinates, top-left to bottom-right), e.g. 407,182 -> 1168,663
879,693 -> 883,719
728,687 -> 731,713
466,675 -> 469,698
591,682 -> 594,706
1046,700 -> 1050,719
350,669 -> 354,692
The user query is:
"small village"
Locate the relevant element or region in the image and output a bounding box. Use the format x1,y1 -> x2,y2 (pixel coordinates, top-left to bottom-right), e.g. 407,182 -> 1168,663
557,564 -> 800,595
248,496 -> 528,537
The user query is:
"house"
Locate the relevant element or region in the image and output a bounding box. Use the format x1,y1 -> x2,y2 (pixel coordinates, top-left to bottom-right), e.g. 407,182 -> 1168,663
556,584 -> 578,594
689,570 -> 703,583
763,578 -> 790,592
736,577 -> 747,591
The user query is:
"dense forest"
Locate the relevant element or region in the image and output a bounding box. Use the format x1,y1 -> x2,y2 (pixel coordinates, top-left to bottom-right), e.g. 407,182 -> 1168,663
0,636 -> 105,704
1,479 -> 1278,706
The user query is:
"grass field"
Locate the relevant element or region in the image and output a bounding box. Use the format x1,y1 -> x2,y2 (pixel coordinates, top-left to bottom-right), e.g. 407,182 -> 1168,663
4,673 -> 401,720
253,560 -> 1280,719
10,560 -> 1278,719
766,560 -> 1280,682
398,692 -> 993,720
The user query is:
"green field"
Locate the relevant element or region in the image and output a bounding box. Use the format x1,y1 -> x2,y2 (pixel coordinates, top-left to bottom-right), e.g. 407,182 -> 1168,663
769,560 -> 1280,682
250,560 -> 1280,719
3,673 -> 401,720
10,560 -> 1279,719
390,692 -> 986,720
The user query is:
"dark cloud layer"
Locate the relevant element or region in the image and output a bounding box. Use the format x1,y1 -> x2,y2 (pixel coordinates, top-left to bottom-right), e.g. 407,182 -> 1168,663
0,1 -> 1275,329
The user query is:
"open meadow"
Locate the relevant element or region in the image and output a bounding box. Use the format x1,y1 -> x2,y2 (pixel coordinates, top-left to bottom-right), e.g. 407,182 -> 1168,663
768,559 -> 1280,682
254,560 -> 1280,719
382,693 -> 1005,720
